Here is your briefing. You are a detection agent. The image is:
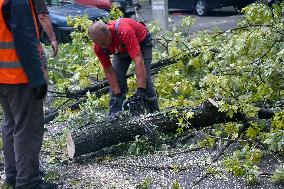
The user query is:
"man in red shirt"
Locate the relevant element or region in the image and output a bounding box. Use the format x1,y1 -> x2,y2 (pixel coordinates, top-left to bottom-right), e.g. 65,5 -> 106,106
88,18 -> 159,115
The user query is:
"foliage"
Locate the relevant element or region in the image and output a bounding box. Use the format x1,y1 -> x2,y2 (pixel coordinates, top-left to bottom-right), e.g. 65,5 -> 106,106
172,109 -> 195,135
127,132 -> 179,155
1,184 -> 14,189
171,180 -> 182,189
48,15 -> 101,92
263,129 -> 284,153
127,136 -> 154,155
108,6 -> 124,20
136,178 -> 153,189
271,111 -> 284,130
263,111 -> 284,153
272,164 -> 284,183
223,122 -> 240,139
0,137 -> 3,150
198,136 -> 216,148
42,128 -> 70,165
44,171 -> 61,182
224,145 -> 263,184
246,121 -> 265,140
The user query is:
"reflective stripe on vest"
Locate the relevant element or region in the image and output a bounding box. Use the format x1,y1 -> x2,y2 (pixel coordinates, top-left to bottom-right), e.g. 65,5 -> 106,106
0,61 -> 22,68
0,42 -> 15,49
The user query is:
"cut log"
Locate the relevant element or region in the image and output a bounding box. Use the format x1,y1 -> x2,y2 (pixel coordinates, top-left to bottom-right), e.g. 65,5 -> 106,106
67,99 -> 274,158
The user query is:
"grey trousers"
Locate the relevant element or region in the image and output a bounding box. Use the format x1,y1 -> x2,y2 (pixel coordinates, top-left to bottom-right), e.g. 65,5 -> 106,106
0,84 -> 44,188
109,37 -> 160,114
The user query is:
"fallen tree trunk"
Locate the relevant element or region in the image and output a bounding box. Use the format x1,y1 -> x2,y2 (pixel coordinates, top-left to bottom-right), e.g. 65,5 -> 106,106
67,100 -> 274,158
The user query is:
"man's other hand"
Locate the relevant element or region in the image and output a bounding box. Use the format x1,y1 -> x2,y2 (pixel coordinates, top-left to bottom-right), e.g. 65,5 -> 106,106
131,88 -> 147,101
128,88 -> 148,116
51,40 -> 58,57
33,83 -> 48,100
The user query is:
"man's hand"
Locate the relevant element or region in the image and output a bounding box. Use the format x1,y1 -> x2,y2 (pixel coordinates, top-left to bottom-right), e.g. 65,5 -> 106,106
33,83 -> 48,100
51,40 -> 58,57
130,88 -> 147,102
128,88 -> 148,116
37,13 -> 58,56
123,88 -> 147,111
109,92 -> 125,115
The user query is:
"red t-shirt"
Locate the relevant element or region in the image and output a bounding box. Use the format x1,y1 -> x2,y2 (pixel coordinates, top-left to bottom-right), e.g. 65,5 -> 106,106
93,18 -> 148,69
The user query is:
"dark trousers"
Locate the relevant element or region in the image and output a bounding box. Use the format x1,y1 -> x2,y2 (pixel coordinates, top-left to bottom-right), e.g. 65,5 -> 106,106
109,36 -> 159,115
0,84 -> 44,188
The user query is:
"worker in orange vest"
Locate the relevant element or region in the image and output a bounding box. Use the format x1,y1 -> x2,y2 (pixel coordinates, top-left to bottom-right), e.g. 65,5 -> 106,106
0,0 -> 57,188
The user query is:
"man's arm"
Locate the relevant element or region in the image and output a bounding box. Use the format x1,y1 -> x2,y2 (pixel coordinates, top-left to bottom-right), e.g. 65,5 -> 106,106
38,13 -> 58,56
93,45 -> 122,94
33,0 -> 58,56
133,53 -> 146,89
103,66 -> 121,95
120,28 -> 146,89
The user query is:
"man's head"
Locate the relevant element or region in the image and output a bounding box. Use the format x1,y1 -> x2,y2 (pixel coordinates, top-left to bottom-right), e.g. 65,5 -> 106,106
88,21 -> 112,48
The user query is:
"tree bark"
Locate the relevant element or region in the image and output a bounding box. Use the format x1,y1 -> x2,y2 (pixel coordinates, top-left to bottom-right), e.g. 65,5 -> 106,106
67,99 -> 274,158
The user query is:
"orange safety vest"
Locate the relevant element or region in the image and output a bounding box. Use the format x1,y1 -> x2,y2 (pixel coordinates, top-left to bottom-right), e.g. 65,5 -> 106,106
0,0 -> 40,84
